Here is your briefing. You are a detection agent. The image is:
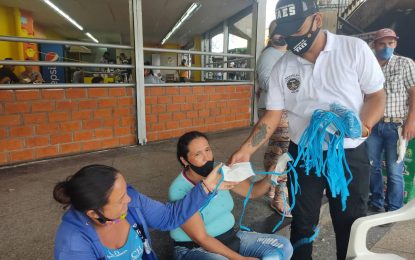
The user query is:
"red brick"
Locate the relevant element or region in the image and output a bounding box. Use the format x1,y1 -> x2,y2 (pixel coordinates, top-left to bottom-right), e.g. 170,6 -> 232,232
78,100 -> 97,109
66,89 -> 86,98
36,146 -> 58,158
157,96 -> 171,104
119,135 -> 136,145
166,104 -> 181,112
193,86 -> 204,94
146,133 -> 157,141
10,149 -> 34,162
94,109 -> 112,119
126,88 -> 134,96
0,90 -> 14,101
149,123 -> 164,132
42,89 -> 64,99
173,112 -> 186,120
146,115 -> 157,124
49,112 -> 70,122
113,108 -> 130,117
15,90 -> 40,100
88,88 -> 108,97
60,143 -> 82,154
180,88 -> 192,95
121,116 -> 135,127
225,86 -> 236,92
32,101 -> 54,112
0,153 -> 7,164
72,110 -> 92,120
215,87 -> 227,93
36,123 -> 60,135
149,87 -> 164,96
5,103 -> 30,113
199,110 -> 209,117
51,133 -> 72,144
24,113 -> 47,124
101,139 -> 119,149
186,96 -> 197,103
82,119 -> 102,129
99,99 -> 117,108
193,118 -> 204,126
180,104 -> 193,111
10,126 -> 33,137
60,121 -> 81,132
166,88 -> 179,95
82,140 -> 102,151
109,88 -> 126,96
26,136 -> 50,147
0,139 -> 24,152
0,128 -> 6,138
196,95 -> 209,103
186,111 -> 198,119
118,97 -> 134,106
159,113 -> 172,121
74,131 -> 94,141
166,121 -> 179,129
146,96 -> 157,105
56,100 -> 78,110
205,86 -> 216,93
193,103 -> 206,110
114,127 -> 130,136
180,119 -> 192,128
0,115 -> 21,126
103,118 -> 120,127
95,129 -> 113,138
172,95 -> 186,103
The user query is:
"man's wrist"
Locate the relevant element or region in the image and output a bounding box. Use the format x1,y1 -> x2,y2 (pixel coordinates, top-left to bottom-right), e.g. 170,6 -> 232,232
362,124 -> 371,137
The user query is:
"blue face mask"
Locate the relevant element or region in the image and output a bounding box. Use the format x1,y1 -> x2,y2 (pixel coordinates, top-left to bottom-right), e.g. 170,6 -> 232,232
376,47 -> 394,60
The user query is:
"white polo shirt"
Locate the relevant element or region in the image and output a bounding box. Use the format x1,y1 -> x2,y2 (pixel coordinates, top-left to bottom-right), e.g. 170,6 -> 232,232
266,31 -> 385,149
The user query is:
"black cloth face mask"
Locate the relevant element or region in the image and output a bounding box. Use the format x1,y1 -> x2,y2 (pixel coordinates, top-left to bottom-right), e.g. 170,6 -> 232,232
188,160 -> 214,177
286,15 -> 320,56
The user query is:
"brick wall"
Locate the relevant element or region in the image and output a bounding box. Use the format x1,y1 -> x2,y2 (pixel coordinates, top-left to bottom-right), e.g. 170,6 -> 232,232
145,85 -> 252,141
0,85 -> 253,166
0,87 -> 137,165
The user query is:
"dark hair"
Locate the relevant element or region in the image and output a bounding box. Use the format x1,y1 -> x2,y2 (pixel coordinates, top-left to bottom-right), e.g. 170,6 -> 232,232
91,76 -> 104,83
176,131 -> 208,166
144,61 -> 154,75
181,59 -> 186,65
53,164 -> 119,212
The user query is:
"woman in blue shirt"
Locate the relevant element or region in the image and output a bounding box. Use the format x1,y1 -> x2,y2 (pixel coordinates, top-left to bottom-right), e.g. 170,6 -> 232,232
54,164 -> 233,260
169,131 -> 293,260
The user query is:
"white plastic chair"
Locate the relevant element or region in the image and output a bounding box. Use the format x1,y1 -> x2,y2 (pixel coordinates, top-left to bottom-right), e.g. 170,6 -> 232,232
346,199 -> 415,260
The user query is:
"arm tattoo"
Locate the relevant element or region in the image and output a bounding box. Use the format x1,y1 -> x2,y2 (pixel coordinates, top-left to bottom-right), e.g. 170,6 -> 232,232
251,123 -> 268,147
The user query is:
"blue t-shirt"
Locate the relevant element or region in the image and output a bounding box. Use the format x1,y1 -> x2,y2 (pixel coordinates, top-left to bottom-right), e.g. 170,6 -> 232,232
104,226 -> 144,260
168,172 -> 235,242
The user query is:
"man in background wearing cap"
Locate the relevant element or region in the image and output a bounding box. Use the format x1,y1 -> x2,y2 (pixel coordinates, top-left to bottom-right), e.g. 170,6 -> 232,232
229,0 -> 386,259
367,28 -> 415,215
256,20 -> 292,217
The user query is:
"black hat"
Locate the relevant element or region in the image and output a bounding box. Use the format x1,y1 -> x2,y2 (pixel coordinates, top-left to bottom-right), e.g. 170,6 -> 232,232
274,0 -> 319,37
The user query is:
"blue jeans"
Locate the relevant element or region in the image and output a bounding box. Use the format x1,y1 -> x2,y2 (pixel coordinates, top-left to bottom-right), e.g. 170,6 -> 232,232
173,231 -> 293,260
367,122 -> 404,211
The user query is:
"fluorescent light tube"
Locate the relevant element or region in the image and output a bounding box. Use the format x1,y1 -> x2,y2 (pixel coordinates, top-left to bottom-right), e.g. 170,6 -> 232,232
85,32 -> 99,43
161,2 -> 201,45
43,0 -> 84,31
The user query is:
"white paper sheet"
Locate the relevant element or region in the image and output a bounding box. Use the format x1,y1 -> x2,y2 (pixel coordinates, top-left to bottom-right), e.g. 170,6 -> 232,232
221,162 -> 255,182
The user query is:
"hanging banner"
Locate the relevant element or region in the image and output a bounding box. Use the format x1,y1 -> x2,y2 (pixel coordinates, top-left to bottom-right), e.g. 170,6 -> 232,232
39,44 -> 65,83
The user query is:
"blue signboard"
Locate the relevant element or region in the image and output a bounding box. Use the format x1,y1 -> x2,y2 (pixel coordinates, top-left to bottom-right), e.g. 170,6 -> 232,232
39,44 -> 65,83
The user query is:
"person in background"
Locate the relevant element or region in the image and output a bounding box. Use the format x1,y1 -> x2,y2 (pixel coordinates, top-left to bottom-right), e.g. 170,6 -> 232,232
367,28 -> 415,214
19,58 -> 44,83
144,61 -> 164,84
256,20 -> 291,218
91,76 -> 104,84
72,67 -> 85,83
178,59 -> 189,82
169,131 -> 293,260
0,58 -> 19,84
100,51 -> 112,64
228,0 -> 386,259
54,164 -> 237,259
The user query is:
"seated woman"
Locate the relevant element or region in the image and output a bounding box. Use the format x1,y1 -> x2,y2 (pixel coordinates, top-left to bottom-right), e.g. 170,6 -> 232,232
54,164 -> 235,259
169,131 -> 293,260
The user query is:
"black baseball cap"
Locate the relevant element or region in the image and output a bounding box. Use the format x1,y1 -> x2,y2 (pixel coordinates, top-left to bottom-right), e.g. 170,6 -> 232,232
273,0 -> 319,37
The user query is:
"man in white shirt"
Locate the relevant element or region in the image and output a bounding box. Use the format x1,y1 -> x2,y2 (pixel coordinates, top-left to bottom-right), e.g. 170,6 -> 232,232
229,0 -> 386,259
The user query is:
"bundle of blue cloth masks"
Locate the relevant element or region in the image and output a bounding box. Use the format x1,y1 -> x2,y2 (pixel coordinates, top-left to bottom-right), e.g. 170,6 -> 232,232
204,104 -> 362,248
292,103 -> 362,211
